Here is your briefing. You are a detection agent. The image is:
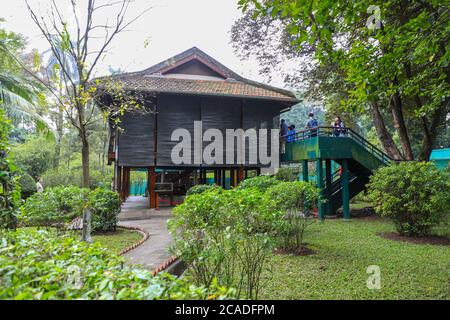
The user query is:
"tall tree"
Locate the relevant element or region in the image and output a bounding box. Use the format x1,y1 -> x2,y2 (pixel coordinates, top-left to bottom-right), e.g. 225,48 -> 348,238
23,0 -> 150,187
0,23 -> 47,131
235,0 -> 450,160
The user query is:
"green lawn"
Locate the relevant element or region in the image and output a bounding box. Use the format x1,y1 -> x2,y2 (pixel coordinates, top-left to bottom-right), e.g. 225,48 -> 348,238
260,218 -> 450,300
69,228 -> 142,254
91,228 -> 142,254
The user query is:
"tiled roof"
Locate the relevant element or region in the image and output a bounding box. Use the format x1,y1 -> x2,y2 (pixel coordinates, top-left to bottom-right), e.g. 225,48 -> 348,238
108,74 -> 297,102
99,47 -> 298,102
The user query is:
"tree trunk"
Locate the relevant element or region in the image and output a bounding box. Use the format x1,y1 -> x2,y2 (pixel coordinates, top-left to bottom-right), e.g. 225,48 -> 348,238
53,106 -> 64,168
81,207 -> 92,243
81,134 -> 90,188
418,105 -> 448,161
390,89 -> 414,160
370,102 -> 403,160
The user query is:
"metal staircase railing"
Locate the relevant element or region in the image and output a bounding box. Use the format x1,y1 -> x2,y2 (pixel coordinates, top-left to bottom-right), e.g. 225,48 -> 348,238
286,126 -> 392,165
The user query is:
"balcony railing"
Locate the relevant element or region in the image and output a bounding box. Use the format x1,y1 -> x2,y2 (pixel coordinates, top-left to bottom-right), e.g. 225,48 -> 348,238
283,126 -> 392,165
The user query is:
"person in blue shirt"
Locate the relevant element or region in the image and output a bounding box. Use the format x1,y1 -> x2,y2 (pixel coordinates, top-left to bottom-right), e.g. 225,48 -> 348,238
305,113 -> 319,137
287,125 -> 296,142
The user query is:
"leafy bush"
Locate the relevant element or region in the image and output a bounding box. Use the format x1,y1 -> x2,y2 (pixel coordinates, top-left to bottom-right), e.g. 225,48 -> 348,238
20,186 -> 120,232
266,181 -> 321,249
367,162 -> 450,236
41,167 -> 113,189
0,109 -> 20,229
237,175 -> 280,191
186,184 -> 222,196
20,186 -> 89,227
18,172 -> 36,199
89,188 -> 120,232
170,187 -> 272,299
275,167 -> 298,182
12,135 -> 55,180
0,228 -> 234,300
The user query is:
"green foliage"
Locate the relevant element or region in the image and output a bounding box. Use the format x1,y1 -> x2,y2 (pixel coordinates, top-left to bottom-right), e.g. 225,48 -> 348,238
12,135 -> 55,180
367,162 -> 450,236
186,184 -> 222,196
237,0 -> 449,160
88,188 -> 120,232
170,187 -> 273,299
266,181 -> 321,249
275,167 -> 298,182
20,186 -> 121,232
260,219 -> 450,299
20,186 -> 89,227
238,175 -> 280,191
18,172 -> 36,198
0,228 -> 234,300
41,166 -> 113,189
0,109 -> 20,229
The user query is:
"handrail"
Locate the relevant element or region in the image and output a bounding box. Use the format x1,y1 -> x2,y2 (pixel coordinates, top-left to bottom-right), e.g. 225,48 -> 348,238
283,126 -> 392,164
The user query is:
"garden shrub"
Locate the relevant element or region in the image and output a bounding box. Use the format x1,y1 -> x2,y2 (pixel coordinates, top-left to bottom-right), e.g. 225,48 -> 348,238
237,175 -> 280,191
170,187 -> 272,299
89,188 -> 121,232
12,135 -> 55,180
275,167 -> 298,182
20,186 -> 89,227
0,109 -> 21,229
186,184 -> 222,196
20,186 -> 120,232
367,162 -> 450,236
41,167 -> 113,189
0,228 -> 234,300
18,172 -> 36,199
266,181 -> 321,249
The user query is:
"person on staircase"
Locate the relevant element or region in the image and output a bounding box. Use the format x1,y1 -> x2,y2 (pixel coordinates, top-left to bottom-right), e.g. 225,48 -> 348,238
305,113 -> 319,137
332,116 -> 346,137
287,124 -> 296,142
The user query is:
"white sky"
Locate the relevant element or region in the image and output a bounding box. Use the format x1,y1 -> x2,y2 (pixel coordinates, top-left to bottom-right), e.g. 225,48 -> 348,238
1,0 -> 289,88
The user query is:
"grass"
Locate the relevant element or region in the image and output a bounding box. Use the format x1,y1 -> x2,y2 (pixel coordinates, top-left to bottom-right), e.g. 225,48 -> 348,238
67,228 -> 143,254
91,228 -> 143,254
260,218 -> 450,300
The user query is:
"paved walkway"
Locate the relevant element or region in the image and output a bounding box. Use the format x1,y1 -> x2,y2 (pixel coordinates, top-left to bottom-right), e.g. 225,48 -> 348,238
118,196 -> 174,270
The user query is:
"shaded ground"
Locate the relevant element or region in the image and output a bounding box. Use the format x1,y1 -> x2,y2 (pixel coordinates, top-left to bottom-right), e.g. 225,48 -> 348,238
260,218 -> 450,300
118,196 -> 174,270
378,232 -> 450,246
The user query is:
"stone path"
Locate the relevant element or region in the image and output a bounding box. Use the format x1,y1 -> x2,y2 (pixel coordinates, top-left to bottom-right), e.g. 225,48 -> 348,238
118,196 -> 174,271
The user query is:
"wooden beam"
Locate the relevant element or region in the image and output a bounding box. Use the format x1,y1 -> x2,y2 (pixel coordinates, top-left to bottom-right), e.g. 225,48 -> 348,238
148,167 -> 157,209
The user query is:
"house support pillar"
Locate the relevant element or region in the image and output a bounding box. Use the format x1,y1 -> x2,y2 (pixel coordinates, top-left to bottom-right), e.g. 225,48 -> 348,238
148,167 -> 157,209
316,159 -> 325,221
325,159 -> 333,215
302,160 -> 309,182
342,159 -> 350,219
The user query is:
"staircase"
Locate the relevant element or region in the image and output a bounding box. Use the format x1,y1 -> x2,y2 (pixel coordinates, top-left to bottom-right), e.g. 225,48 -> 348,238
283,126 -> 391,218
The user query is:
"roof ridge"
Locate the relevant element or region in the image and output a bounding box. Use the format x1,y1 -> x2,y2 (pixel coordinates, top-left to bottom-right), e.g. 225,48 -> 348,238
102,47 -> 297,100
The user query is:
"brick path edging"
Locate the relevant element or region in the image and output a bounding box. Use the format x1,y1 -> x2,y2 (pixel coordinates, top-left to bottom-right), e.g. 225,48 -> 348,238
117,224 -> 179,275
117,225 -> 150,255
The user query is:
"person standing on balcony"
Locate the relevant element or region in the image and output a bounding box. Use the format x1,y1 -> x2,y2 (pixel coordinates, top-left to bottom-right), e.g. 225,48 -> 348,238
305,113 -> 319,137
287,125 -> 296,142
332,116 -> 346,137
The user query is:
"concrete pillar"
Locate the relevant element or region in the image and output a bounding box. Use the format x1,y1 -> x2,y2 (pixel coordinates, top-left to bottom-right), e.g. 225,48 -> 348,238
342,159 -> 350,219
302,160 -> 309,182
325,159 -> 333,215
316,159 -> 325,220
